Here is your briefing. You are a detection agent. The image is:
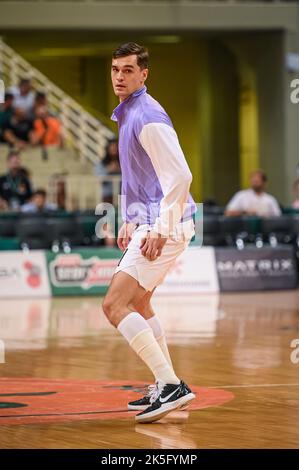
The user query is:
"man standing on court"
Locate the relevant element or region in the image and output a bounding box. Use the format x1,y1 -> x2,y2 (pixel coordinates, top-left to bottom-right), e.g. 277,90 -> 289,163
102,43 -> 196,423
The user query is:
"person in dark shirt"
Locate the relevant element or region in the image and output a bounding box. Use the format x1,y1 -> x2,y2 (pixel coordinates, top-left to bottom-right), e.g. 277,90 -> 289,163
2,107 -> 33,149
0,93 -> 14,143
0,150 -> 32,209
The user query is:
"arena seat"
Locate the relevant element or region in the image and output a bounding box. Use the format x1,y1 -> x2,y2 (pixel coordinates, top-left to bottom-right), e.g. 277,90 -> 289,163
16,215 -> 50,249
260,216 -> 293,246
202,215 -> 226,246
46,216 -> 84,249
0,213 -> 18,237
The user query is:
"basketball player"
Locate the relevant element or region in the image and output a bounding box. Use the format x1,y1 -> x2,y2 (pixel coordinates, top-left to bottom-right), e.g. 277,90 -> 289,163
102,43 -> 196,424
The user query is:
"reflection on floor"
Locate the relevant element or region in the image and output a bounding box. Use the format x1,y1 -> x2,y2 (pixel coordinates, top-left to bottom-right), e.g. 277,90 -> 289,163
0,290 -> 298,448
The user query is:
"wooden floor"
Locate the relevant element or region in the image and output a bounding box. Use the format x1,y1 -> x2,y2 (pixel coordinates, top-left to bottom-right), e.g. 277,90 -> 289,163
0,290 -> 298,449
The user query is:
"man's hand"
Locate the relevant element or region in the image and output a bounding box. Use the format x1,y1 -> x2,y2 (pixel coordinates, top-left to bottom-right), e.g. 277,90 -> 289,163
117,222 -> 136,251
140,231 -> 167,261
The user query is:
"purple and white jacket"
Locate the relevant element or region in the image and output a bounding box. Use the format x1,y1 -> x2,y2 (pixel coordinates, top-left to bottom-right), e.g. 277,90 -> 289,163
111,85 -> 196,236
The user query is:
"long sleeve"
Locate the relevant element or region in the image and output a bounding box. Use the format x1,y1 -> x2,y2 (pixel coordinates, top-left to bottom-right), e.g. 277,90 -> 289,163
139,122 -> 192,236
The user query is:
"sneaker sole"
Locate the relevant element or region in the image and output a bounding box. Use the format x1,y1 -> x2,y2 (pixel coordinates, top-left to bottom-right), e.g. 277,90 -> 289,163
127,404 -> 148,411
128,402 -> 190,411
135,393 -> 196,424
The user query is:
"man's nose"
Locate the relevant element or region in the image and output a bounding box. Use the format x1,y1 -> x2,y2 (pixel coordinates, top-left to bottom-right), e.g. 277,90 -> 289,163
116,72 -> 124,81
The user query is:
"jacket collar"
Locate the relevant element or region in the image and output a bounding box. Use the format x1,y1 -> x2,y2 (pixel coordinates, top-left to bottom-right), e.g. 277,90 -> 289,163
111,85 -> 147,122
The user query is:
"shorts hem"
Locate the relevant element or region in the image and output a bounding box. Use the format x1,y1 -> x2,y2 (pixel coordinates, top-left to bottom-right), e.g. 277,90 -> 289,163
115,265 -> 156,292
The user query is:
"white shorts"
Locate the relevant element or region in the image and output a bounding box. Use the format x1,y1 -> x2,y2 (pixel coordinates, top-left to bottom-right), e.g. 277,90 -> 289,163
114,219 -> 195,292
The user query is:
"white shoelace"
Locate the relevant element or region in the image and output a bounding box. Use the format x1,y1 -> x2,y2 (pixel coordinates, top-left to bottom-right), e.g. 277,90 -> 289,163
147,382 -> 165,404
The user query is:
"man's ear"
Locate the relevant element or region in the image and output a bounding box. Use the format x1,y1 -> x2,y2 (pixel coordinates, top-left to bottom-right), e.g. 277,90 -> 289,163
142,68 -> 149,82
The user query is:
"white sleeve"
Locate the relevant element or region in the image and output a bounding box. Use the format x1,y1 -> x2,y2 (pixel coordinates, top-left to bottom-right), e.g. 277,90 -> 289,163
139,122 -> 192,236
269,197 -> 282,216
226,192 -> 244,212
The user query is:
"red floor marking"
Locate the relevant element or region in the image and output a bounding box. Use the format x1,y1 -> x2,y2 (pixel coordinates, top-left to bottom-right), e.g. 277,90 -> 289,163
0,378 -> 234,425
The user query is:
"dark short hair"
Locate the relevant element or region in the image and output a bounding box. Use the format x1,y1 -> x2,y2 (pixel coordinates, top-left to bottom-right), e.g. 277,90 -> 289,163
251,169 -> 267,183
112,42 -> 149,69
35,91 -> 47,100
19,78 -> 31,86
4,92 -> 14,101
33,189 -> 47,198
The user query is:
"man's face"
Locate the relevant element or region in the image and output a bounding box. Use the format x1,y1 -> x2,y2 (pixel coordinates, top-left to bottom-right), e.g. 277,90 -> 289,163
111,54 -> 148,102
250,173 -> 265,192
36,106 -> 48,119
33,194 -> 46,209
8,155 -> 21,172
20,81 -> 31,96
108,142 -> 118,158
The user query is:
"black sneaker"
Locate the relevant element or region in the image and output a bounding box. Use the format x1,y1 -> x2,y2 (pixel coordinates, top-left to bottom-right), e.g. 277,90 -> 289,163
128,383 -> 158,411
135,380 -> 195,423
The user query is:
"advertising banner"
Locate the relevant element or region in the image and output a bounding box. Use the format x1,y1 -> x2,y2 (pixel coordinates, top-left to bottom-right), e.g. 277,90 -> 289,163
46,248 -> 120,296
0,251 -> 50,298
215,246 -> 298,291
156,246 -> 219,294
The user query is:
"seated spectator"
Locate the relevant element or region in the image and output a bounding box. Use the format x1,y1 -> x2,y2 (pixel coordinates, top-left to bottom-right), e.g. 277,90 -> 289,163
225,170 -> 281,217
0,93 -> 14,142
34,91 -> 47,109
0,150 -> 32,209
0,197 -> 9,212
9,78 -> 35,113
21,188 -> 57,213
94,139 -> 121,203
30,91 -> 51,120
2,107 -> 33,149
30,105 -> 63,147
292,179 -> 299,209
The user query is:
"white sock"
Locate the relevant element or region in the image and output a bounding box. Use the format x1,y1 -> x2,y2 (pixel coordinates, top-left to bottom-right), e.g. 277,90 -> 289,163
117,312 -> 180,385
147,315 -> 173,368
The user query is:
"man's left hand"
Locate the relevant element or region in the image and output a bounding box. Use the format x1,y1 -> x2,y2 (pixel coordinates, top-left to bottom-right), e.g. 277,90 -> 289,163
140,231 -> 167,261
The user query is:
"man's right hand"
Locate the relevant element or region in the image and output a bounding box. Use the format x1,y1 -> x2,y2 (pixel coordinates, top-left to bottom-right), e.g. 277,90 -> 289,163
117,222 -> 136,251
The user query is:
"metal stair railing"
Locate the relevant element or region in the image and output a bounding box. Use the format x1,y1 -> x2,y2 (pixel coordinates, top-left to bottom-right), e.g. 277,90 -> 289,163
0,38 -> 114,165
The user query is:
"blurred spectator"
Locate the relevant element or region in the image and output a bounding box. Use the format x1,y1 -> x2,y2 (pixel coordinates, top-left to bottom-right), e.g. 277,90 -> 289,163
30,106 -> 63,147
292,179 -> 299,209
0,197 -> 9,212
0,93 -> 14,142
0,150 -> 32,209
21,188 -> 57,213
30,91 -> 51,120
225,170 -> 281,217
2,107 -> 33,149
10,78 -> 35,113
34,91 -> 47,109
94,139 -> 121,203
